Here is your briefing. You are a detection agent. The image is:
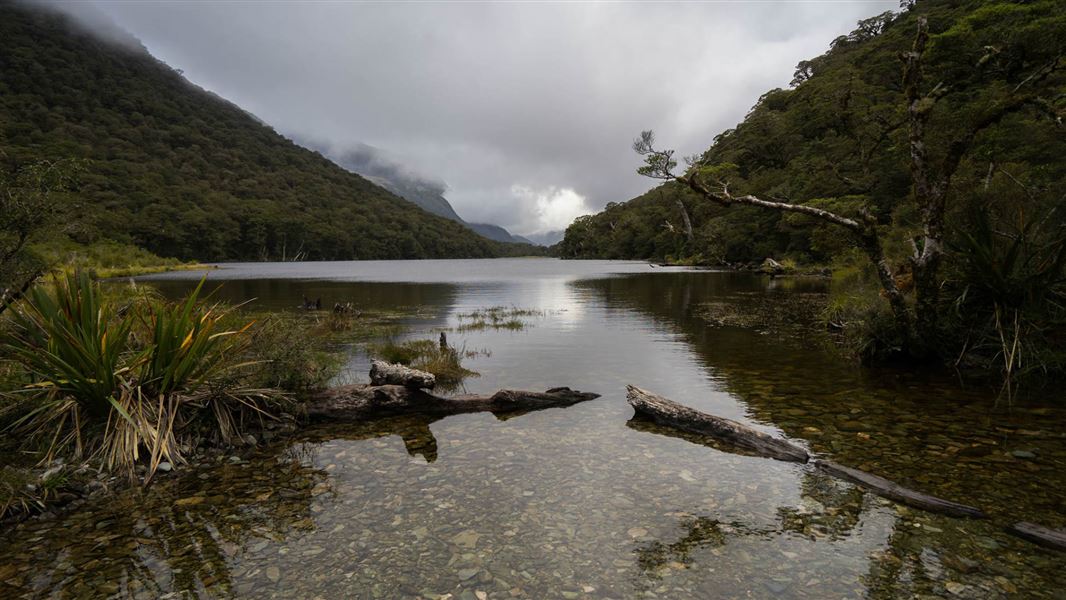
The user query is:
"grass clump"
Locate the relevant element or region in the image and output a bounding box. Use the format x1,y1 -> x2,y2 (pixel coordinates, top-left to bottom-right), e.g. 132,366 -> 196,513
0,464 -> 81,520
370,339 -> 484,390
1,272 -> 288,481
246,315 -> 344,393
453,306 -> 544,332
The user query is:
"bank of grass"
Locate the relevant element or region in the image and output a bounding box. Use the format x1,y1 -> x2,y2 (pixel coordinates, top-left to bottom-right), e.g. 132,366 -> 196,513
32,237 -> 212,279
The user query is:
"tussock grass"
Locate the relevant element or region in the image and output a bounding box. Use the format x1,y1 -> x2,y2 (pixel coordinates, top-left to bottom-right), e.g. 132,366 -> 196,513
1,272 -> 288,482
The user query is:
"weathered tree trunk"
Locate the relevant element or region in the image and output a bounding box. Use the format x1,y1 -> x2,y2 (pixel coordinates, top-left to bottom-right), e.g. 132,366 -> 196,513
626,385 -> 809,462
676,198 -> 694,243
856,221 -> 913,337
626,386 -> 993,520
306,384 -> 599,421
813,460 -> 985,519
1006,522 -> 1066,551
369,361 -> 436,389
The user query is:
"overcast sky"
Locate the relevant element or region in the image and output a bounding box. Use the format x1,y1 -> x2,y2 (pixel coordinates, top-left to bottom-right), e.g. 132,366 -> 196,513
84,0 -> 897,236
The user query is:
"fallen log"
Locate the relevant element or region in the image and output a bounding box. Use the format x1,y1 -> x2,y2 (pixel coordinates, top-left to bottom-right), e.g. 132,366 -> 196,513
1006,522 -> 1066,551
813,460 -> 986,519
626,385 -> 991,521
626,417 -> 773,460
369,360 -> 436,389
306,384 -> 599,421
626,385 -> 809,463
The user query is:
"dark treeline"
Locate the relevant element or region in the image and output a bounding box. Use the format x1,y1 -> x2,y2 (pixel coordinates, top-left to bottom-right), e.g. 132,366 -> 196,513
0,2 -> 534,262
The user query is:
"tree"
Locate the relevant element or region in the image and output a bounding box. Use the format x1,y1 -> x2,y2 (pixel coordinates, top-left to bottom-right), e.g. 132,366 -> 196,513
0,156 -> 79,314
635,14 -> 1063,353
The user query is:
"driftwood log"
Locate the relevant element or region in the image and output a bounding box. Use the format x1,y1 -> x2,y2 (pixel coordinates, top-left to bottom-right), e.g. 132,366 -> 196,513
369,360 -> 436,389
1006,522 -> 1066,551
626,385 -> 809,463
307,384 -> 599,421
625,384 -> 992,521
813,460 -> 986,519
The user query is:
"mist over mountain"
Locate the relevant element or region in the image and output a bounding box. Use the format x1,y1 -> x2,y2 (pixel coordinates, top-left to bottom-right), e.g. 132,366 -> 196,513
308,140 -> 541,245
522,230 -> 564,247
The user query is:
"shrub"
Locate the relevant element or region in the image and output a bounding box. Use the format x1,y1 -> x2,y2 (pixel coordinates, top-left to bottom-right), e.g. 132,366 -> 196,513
945,204 -> 1066,377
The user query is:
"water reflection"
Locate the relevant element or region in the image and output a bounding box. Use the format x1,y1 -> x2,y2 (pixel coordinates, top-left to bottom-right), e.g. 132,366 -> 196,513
2,260 -> 1062,598
2,450 -> 327,598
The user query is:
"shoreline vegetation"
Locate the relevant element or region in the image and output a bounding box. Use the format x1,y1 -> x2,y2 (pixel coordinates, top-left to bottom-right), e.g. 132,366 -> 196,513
0,272 -> 553,526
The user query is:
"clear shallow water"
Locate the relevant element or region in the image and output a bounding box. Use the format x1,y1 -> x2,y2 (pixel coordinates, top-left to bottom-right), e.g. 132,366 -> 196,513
2,258 -> 1064,599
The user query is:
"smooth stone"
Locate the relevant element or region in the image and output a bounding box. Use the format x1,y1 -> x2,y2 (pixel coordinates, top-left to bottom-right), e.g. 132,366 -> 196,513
451,530 -> 480,548
765,580 -> 788,595
457,568 -> 479,581
945,582 -> 967,595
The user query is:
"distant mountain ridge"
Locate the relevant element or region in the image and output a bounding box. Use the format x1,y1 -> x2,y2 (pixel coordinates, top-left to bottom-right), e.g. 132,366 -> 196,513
0,2 -> 531,260
318,143 -> 539,245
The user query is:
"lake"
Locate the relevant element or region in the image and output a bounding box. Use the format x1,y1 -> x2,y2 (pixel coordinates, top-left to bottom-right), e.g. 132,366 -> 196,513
1,258 -> 1063,599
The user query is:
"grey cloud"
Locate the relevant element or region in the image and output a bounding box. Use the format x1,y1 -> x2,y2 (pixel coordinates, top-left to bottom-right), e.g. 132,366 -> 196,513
314,140 -> 449,200
70,1 -> 897,235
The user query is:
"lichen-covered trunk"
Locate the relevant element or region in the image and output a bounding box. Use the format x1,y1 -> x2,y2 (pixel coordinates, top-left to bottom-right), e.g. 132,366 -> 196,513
676,199 -> 694,243
856,225 -> 913,340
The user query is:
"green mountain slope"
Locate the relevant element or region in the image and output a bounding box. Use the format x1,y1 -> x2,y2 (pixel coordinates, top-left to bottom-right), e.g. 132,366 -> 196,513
558,0 -> 1065,266
0,2 -> 520,261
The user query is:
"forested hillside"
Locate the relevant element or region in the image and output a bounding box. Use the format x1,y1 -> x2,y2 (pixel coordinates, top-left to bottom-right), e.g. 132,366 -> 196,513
558,0 -> 1064,268
0,2 -> 524,261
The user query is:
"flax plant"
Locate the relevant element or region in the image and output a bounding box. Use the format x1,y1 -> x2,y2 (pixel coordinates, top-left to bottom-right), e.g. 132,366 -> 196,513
2,272 -> 287,480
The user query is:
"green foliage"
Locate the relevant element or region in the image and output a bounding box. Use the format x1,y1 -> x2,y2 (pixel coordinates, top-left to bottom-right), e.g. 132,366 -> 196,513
815,251 -> 914,361
559,0 -> 1065,269
5,272 -> 130,418
945,201 -> 1066,376
0,155 -> 81,310
32,236 -> 189,279
137,279 -> 249,396
1,273 -> 287,478
0,3 -> 527,262
558,0 -> 1066,372
244,315 -> 343,393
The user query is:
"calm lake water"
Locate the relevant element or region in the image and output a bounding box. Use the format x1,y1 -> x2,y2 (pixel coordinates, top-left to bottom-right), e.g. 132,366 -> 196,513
2,258 -> 1064,599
